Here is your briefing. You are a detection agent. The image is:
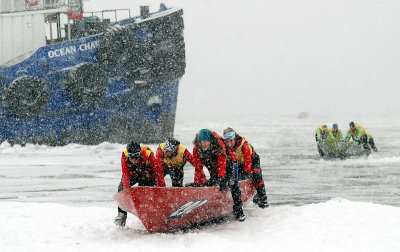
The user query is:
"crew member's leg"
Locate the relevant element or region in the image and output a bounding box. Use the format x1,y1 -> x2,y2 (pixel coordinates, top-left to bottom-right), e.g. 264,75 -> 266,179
170,167 -> 184,187
361,134 -> 371,156
316,133 -> 324,157
138,178 -> 157,186
369,136 -> 378,152
206,175 -> 219,186
226,161 -> 246,221
162,166 -> 172,186
237,165 -> 246,180
250,153 -> 269,208
115,176 -> 137,227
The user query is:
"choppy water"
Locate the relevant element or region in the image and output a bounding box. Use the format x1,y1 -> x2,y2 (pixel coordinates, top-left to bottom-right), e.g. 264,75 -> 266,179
1,114 -> 399,207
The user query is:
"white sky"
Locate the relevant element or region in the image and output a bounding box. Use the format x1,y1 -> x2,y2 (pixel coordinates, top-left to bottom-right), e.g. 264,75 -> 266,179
184,0 -> 400,118
84,0 -> 400,118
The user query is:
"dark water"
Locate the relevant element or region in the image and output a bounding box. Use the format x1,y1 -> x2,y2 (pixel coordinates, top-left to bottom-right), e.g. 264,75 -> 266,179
0,114 -> 399,207
175,114 -> 400,207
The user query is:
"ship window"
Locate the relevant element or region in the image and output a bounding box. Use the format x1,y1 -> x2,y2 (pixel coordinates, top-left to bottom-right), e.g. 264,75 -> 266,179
45,13 -> 69,44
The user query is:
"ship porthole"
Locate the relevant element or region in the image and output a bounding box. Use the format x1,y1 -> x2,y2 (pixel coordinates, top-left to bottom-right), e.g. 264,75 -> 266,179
6,76 -> 49,118
65,63 -> 107,104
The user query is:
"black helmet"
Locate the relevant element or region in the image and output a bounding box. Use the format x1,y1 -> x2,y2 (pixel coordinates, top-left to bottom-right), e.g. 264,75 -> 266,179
126,141 -> 142,159
349,121 -> 355,128
165,138 -> 180,153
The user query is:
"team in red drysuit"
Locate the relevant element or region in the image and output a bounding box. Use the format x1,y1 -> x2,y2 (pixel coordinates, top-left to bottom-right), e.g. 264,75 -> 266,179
114,141 -> 165,227
192,129 -> 246,221
223,127 -> 269,208
156,138 -> 196,187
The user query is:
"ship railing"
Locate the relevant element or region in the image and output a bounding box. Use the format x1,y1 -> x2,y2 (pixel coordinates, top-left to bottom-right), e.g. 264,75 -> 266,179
83,9 -> 131,24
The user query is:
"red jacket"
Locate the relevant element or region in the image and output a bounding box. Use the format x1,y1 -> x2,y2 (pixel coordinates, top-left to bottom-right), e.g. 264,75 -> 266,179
121,147 -> 166,189
192,132 -> 230,185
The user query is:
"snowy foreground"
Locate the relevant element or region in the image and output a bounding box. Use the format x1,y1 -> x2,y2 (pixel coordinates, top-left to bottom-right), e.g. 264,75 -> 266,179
1,199 -> 400,252
1,115 -> 400,251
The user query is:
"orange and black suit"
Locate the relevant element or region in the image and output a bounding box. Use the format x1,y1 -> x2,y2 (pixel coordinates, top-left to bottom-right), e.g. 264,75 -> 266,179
229,134 -> 268,208
117,146 -> 165,215
192,131 -> 244,217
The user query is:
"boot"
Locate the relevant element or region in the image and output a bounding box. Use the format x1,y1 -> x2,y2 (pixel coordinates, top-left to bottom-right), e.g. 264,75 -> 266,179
254,184 -> 269,209
317,144 -> 324,157
363,144 -> 371,156
369,139 -> 378,152
234,207 -> 246,222
253,194 -> 260,205
256,195 -> 269,209
362,136 -> 371,156
114,212 -> 127,227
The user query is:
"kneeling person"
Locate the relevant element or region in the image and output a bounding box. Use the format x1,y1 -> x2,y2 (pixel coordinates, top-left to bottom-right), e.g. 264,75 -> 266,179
223,128 -> 269,209
114,141 -> 165,227
156,138 -> 196,187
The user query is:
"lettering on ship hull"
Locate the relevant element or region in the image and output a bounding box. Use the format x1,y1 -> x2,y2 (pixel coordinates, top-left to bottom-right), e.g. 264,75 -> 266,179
47,40 -> 100,58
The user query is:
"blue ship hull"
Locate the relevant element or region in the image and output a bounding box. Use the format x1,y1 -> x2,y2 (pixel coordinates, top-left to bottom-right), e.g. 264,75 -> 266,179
0,7 -> 185,146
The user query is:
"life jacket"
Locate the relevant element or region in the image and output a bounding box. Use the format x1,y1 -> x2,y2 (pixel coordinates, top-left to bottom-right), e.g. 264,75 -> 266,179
160,143 -> 187,169
233,136 -> 254,167
349,124 -> 366,138
316,125 -> 329,138
123,146 -> 155,179
331,129 -> 342,140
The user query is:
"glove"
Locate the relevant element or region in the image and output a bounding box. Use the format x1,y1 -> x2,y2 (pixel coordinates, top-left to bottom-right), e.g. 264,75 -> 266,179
219,178 -> 227,193
206,177 -> 217,186
243,171 -> 251,179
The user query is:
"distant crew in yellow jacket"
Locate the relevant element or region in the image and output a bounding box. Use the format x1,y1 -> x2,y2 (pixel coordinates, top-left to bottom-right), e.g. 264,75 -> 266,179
344,121 -> 378,155
315,124 -> 332,157
344,122 -> 366,142
329,123 -> 344,141
315,125 -> 331,141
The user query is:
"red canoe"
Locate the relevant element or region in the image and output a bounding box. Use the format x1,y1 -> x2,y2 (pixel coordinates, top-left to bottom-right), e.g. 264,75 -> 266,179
113,179 -> 256,233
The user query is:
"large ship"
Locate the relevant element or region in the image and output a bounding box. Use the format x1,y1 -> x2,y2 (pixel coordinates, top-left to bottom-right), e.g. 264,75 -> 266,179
0,0 -> 185,146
